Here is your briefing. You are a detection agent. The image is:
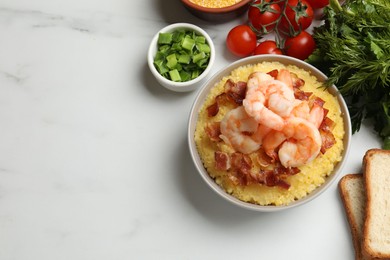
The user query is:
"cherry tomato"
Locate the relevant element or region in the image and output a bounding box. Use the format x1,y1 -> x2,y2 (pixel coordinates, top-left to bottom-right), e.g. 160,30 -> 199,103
305,0 -> 329,9
254,40 -> 283,55
280,0 -> 314,34
226,24 -> 257,57
248,0 -> 281,34
284,31 -> 316,60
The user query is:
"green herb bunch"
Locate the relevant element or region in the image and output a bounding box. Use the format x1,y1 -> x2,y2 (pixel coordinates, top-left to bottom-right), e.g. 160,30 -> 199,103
307,0 -> 390,148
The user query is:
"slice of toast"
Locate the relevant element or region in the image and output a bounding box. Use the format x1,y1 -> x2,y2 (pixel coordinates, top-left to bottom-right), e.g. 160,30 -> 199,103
362,149 -> 390,259
339,174 -> 367,260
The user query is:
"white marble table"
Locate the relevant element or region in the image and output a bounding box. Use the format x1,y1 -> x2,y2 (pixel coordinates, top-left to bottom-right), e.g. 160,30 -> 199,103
0,0 -> 382,259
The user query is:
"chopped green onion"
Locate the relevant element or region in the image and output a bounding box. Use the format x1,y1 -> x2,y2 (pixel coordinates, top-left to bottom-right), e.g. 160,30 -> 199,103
192,70 -> 200,79
182,37 -> 195,51
196,58 -> 208,68
153,28 -> 211,82
158,44 -> 170,54
195,36 -> 206,44
166,53 -> 177,69
154,60 -> 169,75
154,51 -> 165,61
192,52 -> 206,63
180,70 -> 191,82
158,33 -> 172,44
171,42 -> 181,51
172,30 -> 185,42
169,69 -> 181,82
197,43 -> 210,53
178,54 -> 191,64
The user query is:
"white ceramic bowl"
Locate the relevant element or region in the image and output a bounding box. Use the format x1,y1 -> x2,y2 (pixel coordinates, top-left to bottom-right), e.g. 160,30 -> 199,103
148,23 -> 215,92
188,55 -> 351,212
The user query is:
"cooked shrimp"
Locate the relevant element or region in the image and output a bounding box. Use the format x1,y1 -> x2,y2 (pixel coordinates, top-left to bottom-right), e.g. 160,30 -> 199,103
308,103 -> 325,128
290,100 -> 310,120
220,106 -> 268,154
290,100 -> 324,128
266,80 -> 296,117
276,69 -> 293,90
278,117 -> 322,168
243,72 -> 295,131
262,129 -> 287,161
247,71 -> 274,86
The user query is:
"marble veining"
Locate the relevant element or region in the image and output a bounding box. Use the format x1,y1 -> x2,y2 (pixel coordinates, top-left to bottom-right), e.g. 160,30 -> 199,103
0,6 -> 140,38
0,70 -> 26,84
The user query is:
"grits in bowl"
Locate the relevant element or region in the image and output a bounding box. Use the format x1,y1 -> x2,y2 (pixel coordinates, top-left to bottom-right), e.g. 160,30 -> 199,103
192,58 -> 347,207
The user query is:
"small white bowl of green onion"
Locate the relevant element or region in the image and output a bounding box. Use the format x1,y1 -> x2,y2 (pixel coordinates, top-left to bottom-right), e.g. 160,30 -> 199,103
148,23 -> 215,92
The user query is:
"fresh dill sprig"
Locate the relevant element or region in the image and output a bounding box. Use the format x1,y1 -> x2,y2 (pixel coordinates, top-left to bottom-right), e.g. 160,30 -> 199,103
307,0 -> 390,148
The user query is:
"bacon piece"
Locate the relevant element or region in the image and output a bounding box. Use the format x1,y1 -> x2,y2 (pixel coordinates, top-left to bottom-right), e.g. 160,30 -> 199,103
322,108 -> 329,119
229,152 -> 253,185
206,102 -> 219,117
205,122 -> 221,142
290,72 -> 305,89
262,170 -> 278,186
256,148 -> 273,167
311,96 -> 325,108
225,80 -> 247,105
277,180 -> 291,189
318,115 -> 336,154
207,79 -> 247,117
267,69 -> 279,79
231,152 -> 252,175
223,78 -> 236,92
294,89 -> 312,100
215,151 -> 230,171
257,170 -> 291,189
227,153 -> 298,189
274,165 -> 300,176
319,116 -> 335,132
206,93 -> 228,117
216,93 -> 229,104
289,72 -> 309,100
320,129 -> 336,154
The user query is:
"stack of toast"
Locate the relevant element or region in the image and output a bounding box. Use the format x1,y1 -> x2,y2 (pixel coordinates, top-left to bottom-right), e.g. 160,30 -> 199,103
339,149 -> 390,260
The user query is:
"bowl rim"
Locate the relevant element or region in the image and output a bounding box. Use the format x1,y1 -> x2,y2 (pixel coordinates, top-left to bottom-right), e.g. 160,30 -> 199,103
181,0 -> 252,13
187,54 -> 352,212
147,23 -> 215,91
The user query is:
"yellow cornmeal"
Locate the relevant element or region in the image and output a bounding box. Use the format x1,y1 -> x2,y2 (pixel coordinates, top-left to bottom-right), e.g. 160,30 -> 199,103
194,61 -> 345,206
189,0 -> 242,8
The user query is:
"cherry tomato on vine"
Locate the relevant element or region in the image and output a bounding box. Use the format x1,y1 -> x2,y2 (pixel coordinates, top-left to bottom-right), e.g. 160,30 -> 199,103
226,24 -> 257,57
284,31 -> 316,60
248,0 -> 281,34
280,0 -> 314,34
254,40 -> 283,55
305,0 -> 329,9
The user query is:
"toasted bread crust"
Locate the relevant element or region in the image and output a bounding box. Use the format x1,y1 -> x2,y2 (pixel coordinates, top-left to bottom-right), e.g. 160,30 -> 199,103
339,174 -> 366,260
362,149 -> 390,260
